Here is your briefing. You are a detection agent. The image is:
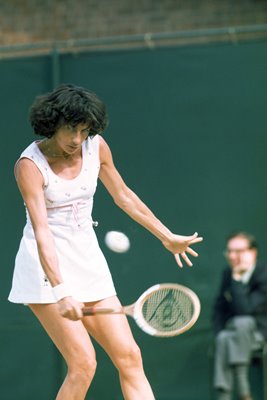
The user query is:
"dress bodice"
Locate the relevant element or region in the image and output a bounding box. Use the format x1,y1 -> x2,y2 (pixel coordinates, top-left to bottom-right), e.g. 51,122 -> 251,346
19,136 -> 100,228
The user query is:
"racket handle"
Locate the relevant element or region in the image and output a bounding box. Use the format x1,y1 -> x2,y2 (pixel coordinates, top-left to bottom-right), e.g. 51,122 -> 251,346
83,307 -> 124,316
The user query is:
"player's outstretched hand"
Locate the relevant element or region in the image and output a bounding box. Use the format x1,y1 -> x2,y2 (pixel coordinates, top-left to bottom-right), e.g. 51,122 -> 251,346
162,232 -> 203,268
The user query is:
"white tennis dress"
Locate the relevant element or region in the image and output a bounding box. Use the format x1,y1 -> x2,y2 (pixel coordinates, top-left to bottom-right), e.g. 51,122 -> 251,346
8,135 -> 116,304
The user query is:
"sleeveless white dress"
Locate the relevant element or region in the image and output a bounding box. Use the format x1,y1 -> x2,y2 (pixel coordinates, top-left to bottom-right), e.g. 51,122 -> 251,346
8,136 -> 116,304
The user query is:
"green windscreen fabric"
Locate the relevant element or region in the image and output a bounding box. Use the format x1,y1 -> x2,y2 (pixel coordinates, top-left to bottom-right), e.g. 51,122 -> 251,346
1,40 -> 267,399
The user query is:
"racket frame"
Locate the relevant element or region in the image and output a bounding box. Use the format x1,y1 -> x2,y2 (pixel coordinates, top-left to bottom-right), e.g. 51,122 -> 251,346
83,283 -> 201,338
130,283 -> 201,337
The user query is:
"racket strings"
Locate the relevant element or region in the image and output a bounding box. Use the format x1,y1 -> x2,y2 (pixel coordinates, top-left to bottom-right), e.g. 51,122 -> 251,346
141,288 -> 194,332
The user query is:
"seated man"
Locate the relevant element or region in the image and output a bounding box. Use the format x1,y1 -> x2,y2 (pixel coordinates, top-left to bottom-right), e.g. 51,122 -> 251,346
212,231 -> 267,400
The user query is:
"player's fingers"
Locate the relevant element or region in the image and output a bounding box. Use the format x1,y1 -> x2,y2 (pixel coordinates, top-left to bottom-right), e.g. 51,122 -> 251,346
62,310 -> 77,320
186,247 -> 198,257
71,311 -> 83,321
175,253 -> 183,268
63,305 -> 84,321
181,251 -> 193,267
72,302 -> 85,320
189,236 -> 203,245
76,307 -> 84,320
188,232 -> 199,240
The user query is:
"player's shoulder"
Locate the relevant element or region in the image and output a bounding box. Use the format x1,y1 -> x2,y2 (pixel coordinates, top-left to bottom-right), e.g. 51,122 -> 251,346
16,141 -> 39,168
98,135 -> 112,159
16,157 -> 36,169
98,134 -> 109,148
15,157 -> 43,181
15,142 -> 44,182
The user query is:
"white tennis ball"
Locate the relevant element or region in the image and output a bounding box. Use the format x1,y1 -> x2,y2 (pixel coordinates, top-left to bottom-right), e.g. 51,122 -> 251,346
104,231 -> 130,253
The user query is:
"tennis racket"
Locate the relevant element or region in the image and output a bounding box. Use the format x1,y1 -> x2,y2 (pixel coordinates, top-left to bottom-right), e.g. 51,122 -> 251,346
83,283 -> 201,337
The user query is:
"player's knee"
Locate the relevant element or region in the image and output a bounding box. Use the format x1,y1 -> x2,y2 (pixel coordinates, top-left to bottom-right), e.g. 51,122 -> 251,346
69,356 -> 97,385
117,343 -> 143,371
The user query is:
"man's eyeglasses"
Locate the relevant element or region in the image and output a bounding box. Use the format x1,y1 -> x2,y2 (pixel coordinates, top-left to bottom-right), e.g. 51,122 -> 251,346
223,247 -> 251,257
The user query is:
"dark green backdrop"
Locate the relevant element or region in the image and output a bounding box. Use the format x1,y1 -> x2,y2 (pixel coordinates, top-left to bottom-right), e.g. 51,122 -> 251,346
1,40 -> 267,399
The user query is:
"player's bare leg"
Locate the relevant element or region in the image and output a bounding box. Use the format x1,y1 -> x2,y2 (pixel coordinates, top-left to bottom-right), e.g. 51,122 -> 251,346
29,304 -> 96,400
83,296 -> 155,400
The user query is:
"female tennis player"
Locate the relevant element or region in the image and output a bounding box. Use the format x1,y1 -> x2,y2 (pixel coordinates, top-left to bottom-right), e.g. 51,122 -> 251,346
8,84 -> 203,400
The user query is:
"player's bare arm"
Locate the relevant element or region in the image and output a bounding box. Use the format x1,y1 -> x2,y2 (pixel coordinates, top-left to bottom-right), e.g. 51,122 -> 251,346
15,158 -> 63,285
15,159 -> 83,319
99,136 -> 203,267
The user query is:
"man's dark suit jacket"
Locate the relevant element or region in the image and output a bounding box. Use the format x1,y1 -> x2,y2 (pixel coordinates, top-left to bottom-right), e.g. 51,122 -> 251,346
212,262 -> 267,338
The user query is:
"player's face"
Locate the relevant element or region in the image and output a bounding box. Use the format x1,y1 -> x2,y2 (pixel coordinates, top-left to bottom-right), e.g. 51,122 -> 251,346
225,237 -> 256,269
53,123 -> 91,155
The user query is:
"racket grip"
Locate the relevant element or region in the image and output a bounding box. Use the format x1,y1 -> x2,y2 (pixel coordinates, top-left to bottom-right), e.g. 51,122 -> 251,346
82,308 -> 96,316
83,307 -> 123,316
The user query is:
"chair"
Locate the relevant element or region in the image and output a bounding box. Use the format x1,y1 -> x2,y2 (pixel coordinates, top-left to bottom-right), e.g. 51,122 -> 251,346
208,341 -> 267,400
251,341 -> 267,400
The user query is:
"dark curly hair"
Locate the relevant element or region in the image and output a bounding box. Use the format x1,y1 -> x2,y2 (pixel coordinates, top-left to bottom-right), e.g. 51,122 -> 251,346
29,84 -> 108,138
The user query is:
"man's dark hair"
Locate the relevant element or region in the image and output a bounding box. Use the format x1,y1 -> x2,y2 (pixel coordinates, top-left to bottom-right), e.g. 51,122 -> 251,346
226,231 -> 258,250
29,84 -> 108,138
